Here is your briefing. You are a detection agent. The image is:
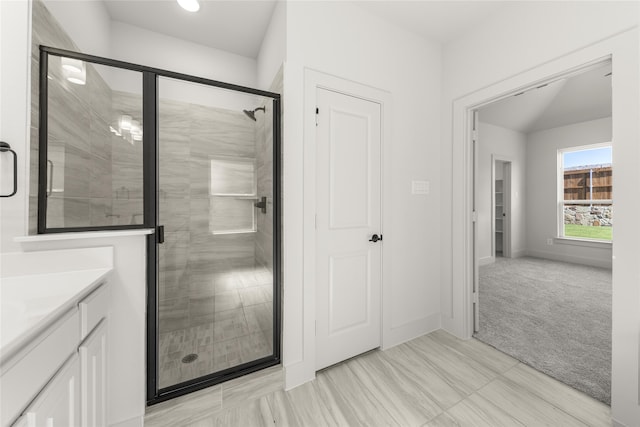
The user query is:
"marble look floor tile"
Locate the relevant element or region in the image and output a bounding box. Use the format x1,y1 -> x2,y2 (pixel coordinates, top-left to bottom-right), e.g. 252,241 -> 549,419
422,412 -> 461,427
322,363 -> 397,426
502,363 -> 611,427
313,370 -> 365,426
476,377 -> 589,427
431,330 -> 519,375
443,392 -> 527,427
347,351 -> 442,425
266,390 -> 302,427
213,396 -> 274,427
407,335 -> 496,395
381,344 -> 466,410
281,379 -> 341,427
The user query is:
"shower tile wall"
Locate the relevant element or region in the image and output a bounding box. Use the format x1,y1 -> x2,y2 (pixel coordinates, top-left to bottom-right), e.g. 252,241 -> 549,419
156,96 -> 275,388
29,0 -> 113,231
30,0 -> 143,231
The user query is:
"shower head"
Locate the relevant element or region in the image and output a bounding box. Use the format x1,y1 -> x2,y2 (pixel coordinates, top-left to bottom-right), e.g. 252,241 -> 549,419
243,106 -> 266,121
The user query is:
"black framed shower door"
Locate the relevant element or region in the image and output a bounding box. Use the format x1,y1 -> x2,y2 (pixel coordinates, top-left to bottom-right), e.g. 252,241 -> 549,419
37,46 -> 281,406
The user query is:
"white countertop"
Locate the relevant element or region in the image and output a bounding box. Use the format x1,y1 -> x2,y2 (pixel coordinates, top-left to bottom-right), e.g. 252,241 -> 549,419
0,268 -> 112,363
0,248 -> 114,364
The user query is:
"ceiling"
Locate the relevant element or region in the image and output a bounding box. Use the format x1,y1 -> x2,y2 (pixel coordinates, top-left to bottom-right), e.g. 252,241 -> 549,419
102,1 -> 509,59
355,1 -> 507,44
478,62 -> 612,134
103,0 -> 278,58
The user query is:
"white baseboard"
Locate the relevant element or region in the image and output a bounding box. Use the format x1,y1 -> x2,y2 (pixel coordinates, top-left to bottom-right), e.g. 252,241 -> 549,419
511,249 -> 526,258
382,312 -> 441,350
109,416 -> 143,427
612,418 -> 628,427
526,249 -> 612,269
479,256 -> 495,266
283,359 -> 315,391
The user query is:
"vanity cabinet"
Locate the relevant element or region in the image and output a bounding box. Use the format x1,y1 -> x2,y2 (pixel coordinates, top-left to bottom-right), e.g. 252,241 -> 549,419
80,321 -> 107,427
13,355 -> 81,427
4,281 -> 109,427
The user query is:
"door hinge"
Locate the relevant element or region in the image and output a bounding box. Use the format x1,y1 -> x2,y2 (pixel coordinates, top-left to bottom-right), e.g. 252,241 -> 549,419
473,291 -> 479,304
472,211 -> 478,222
472,129 -> 478,140
315,107 -> 319,126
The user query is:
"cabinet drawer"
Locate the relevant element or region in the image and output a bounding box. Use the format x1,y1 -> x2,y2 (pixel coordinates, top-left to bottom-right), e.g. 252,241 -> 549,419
80,283 -> 109,339
0,310 -> 79,427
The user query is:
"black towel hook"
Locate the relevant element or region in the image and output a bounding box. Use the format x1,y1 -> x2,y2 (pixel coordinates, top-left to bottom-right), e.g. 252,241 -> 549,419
0,141 -> 17,198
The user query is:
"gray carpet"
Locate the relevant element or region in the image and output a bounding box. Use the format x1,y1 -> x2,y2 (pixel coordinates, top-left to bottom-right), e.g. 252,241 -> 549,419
474,256 -> 611,404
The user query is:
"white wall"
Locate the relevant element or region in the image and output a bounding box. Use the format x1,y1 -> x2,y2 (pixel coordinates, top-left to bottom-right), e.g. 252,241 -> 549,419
109,21 -> 259,111
43,0 -> 111,57
0,0 -> 31,253
526,117 -> 612,268
477,122 -> 526,263
257,0 -> 286,91
441,2 -> 639,425
282,0 -> 442,389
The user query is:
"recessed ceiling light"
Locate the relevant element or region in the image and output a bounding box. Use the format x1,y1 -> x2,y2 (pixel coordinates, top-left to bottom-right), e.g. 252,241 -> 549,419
177,0 -> 200,12
61,57 -> 83,73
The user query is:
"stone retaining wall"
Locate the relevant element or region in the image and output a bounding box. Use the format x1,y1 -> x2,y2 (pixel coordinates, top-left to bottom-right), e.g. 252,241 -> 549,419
564,205 -> 612,227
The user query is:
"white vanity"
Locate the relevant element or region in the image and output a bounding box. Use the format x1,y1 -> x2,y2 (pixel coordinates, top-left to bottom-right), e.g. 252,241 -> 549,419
0,247 -> 113,427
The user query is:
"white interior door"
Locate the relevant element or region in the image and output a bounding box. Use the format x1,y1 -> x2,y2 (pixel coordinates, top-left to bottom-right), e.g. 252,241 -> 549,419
315,87 -> 382,371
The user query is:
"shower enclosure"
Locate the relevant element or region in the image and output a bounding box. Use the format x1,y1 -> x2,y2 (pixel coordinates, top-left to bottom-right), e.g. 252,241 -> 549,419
154,77 -> 280,395
37,46 -> 281,404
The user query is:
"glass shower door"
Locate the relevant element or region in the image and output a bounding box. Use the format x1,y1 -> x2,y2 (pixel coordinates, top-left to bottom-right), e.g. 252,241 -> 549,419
156,76 -> 279,391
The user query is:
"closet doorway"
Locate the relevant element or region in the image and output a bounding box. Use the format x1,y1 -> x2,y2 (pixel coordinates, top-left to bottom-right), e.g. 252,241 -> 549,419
492,158 -> 511,259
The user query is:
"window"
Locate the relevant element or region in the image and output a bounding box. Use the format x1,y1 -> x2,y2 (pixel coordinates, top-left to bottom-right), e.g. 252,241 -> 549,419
209,157 -> 257,234
559,144 -> 612,241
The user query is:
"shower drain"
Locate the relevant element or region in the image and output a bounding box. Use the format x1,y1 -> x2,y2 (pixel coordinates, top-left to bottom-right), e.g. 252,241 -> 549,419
182,353 -> 198,364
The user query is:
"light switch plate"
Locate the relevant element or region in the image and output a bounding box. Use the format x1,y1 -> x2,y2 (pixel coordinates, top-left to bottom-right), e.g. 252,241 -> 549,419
411,180 -> 429,195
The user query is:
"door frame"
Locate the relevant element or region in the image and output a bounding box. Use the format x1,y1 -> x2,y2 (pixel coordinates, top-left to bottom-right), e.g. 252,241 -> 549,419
449,49 -> 619,340
300,69 -> 392,381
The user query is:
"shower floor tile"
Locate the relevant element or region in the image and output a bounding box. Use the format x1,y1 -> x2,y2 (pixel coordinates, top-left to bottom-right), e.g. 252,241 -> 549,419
158,262 -> 275,389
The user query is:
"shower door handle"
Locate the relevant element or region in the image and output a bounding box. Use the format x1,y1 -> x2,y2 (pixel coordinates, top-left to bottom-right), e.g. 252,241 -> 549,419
157,225 -> 165,244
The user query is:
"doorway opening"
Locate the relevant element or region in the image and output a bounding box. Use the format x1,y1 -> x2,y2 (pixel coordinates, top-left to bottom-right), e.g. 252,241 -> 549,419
471,59 -> 613,404
492,158 -> 511,261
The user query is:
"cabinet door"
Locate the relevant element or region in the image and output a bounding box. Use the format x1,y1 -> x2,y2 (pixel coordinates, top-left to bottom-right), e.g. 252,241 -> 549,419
80,320 -> 107,427
22,354 -> 80,427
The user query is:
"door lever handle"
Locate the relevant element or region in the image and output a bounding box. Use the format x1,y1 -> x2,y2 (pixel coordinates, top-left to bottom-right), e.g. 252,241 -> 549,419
369,234 -> 382,243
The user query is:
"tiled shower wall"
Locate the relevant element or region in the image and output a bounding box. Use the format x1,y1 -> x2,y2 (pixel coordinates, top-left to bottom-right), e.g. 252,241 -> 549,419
29,0 -> 113,231
30,0 -> 144,231
158,98 -> 259,332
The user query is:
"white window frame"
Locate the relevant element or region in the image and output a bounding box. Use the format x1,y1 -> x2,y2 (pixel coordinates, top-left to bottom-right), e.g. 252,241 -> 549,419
557,142 -> 612,243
